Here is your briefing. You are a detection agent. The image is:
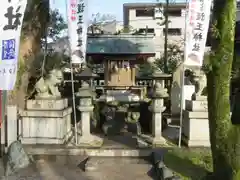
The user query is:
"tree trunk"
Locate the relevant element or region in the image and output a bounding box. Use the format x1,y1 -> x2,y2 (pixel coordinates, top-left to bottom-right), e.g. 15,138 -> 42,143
207,0 -> 240,179
8,0 -> 49,108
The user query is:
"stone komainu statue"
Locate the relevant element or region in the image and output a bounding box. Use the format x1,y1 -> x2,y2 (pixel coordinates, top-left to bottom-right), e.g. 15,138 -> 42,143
193,70 -> 207,97
186,69 -> 207,97
35,69 -> 63,99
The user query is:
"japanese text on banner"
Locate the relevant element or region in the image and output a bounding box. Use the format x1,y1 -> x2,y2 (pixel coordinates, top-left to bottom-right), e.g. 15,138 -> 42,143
67,0 -> 88,64
0,0 -> 27,90
184,0 -> 212,67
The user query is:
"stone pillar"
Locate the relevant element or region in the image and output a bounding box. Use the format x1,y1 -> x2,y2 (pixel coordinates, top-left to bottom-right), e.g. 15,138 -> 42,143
149,82 -> 168,145
150,97 -> 166,145
7,106 -> 18,147
76,82 -> 102,146
152,99 -> 165,137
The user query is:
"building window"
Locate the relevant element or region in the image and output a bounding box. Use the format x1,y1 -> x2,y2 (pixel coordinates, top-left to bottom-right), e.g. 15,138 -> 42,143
168,10 -> 182,17
136,9 -> 154,17
163,28 -> 181,35
138,28 -> 155,34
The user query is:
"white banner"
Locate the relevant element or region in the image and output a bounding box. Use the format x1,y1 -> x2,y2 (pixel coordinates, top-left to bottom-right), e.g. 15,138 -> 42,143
0,0 -> 27,90
67,0 -> 88,64
184,0 -> 212,66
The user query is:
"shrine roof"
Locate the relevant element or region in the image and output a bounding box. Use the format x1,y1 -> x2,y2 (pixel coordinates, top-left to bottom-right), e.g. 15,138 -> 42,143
87,34 -> 155,55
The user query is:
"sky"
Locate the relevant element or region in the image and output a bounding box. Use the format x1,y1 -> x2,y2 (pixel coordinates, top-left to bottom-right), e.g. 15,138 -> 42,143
50,0 -> 160,21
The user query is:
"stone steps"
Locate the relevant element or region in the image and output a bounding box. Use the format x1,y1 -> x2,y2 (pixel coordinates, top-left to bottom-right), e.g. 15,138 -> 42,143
24,145 -> 154,157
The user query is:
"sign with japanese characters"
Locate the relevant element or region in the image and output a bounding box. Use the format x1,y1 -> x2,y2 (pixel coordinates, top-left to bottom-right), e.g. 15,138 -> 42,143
0,0 -> 27,90
184,0 -> 212,66
67,0 -> 88,64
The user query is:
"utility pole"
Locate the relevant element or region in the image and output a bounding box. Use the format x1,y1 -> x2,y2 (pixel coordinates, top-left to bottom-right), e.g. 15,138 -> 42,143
164,0 -> 169,73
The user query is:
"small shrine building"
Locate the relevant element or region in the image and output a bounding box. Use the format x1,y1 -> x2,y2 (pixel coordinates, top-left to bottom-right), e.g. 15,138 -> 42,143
86,34 -> 155,95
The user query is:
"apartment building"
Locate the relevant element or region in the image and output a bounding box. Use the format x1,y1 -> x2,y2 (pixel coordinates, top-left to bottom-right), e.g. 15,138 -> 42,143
123,3 -> 186,58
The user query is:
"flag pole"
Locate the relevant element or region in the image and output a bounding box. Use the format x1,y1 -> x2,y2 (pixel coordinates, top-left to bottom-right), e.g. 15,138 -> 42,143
65,0 -> 78,145
0,90 -> 7,155
178,0 -> 189,147
0,90 -> 2,157
3,91 -> 7,153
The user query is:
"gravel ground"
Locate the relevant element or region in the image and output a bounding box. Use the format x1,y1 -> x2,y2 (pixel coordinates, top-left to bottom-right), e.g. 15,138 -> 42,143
0,156 -> 156,180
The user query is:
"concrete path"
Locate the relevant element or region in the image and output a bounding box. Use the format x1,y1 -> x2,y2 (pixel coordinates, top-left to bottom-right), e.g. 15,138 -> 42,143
0,160 -> 89,180
0,156 -> 156,180
85,158 -> 156,180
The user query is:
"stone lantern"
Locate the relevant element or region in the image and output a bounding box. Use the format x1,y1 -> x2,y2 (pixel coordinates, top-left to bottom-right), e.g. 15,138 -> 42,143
77,81 -> 93,106
76,81 -> 102,146
148,82 -> 169,145
75,67 -> 98,87
150,68 -> 171,87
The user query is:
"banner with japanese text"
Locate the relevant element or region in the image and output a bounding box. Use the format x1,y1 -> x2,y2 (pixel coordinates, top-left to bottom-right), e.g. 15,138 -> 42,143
184,0 -> 212,66
0,0 -> 27,90
67,0 -> 88,64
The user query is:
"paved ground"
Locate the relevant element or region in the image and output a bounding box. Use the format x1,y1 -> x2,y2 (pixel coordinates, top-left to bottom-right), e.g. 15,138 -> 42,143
85,157 -> 156,180
0,156 -> 156,180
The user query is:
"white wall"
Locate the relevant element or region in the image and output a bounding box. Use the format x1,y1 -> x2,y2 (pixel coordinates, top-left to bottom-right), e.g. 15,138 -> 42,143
126,8 -> 185,59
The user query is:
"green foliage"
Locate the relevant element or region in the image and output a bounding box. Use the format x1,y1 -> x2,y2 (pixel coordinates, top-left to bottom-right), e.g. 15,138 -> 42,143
156,43 -> 183,74
138,43 -> 183,76
48,9 -> 67,41
138,62 -> 155,76
30,51 -> 70,79
116,25 -> 137,35
40,8 -> 67,49
122,27 -> 130,33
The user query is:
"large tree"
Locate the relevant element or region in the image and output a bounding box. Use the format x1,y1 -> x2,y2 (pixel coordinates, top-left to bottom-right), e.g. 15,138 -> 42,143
206,0 -> 239,179
8,1 -> 67,108
8,0 -> 49,107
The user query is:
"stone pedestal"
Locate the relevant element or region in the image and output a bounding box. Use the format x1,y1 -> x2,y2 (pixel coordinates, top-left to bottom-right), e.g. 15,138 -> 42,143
182,96 -> 210,147
171,85 -> 195,117
20,99 -> 72,144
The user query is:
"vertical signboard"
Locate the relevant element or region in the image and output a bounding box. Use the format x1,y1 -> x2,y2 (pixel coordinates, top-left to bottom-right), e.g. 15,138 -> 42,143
67,0 -> 88,64
0,0 -> 27,90
184,0 -> 212,66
